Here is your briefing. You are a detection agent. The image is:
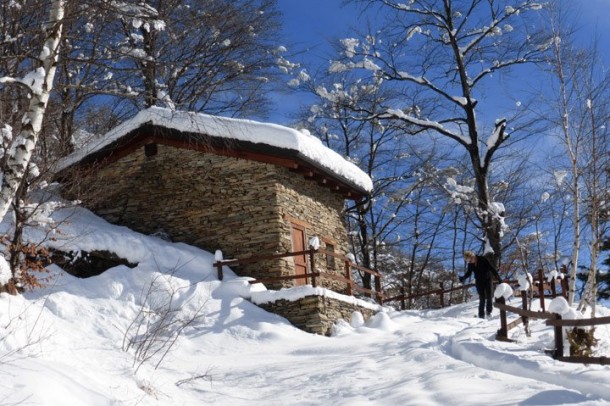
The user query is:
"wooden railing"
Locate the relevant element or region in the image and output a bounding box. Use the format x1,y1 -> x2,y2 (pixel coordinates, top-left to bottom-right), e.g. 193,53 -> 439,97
489,275 -> 568,340
213,248 -> 384,304
384,282 -> 472,310
495,295 -> 610,365
531,269 -> 569,312
495,274 -> 604,365
384,269 -> 568,311
545,315 -> 610,364
494,294 -> 552,341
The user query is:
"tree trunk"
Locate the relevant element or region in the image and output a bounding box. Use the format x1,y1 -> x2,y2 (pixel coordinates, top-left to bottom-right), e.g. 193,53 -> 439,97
358,212 -> 372,290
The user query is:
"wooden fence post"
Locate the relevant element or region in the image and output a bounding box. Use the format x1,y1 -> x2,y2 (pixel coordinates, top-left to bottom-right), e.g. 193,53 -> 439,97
521,290 -> 530,336
553,313 -> 564,359
550,277 -> 557,298
496,297 -> 508,340
400,286 -> 406,310
215,261 -> 224,281
375,273 -> 383,304
561,276 -> 569,299
344,259 -> 352,296
309,248 -> 316,287
538,269 -> 545,312
439,283 -> 445,308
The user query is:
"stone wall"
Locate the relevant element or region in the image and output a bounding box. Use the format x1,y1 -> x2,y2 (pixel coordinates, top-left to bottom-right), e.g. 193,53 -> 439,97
258,295 -> 378,335
70,142 -> 350,290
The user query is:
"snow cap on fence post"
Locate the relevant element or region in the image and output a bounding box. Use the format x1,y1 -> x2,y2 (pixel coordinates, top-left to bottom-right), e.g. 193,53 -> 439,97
518,273 -> 532,290
308,236 -> 320,250
494,282 -> 513,299
215,250 -> 223,262
548,297 -> 582,320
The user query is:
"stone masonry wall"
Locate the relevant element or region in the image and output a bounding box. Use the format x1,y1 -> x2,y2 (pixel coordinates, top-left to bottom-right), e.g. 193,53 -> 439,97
275,170 -> 350,292
71,142 -> 350,290
258,295 -> 377,335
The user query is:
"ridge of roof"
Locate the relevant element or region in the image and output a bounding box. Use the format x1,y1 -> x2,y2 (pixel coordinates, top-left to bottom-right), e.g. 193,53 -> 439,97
56,107 -> 373,193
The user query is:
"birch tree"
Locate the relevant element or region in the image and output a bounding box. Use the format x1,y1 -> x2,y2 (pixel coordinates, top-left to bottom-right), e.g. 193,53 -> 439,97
339,0 -> 551,265
576,82 -> 610,316
0,0 -> 65,222
545,5 -> 610,308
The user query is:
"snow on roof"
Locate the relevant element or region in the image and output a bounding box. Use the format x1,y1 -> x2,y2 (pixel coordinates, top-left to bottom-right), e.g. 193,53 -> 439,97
57,107 -> 373,193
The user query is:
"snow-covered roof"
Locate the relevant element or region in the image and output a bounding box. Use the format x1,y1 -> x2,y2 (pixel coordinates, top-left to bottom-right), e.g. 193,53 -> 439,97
56,107 -> 373,194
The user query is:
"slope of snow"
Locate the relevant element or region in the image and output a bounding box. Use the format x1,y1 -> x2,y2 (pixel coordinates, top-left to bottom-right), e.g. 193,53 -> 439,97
1,206 -> 610,405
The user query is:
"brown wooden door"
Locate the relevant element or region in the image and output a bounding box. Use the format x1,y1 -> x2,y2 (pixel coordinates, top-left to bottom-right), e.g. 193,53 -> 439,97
291,224 -> 307,285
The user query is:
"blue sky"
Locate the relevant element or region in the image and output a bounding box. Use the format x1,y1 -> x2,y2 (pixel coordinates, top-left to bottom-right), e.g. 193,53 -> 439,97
278,1 -> 357,59
273,0 -> 610,124
279,0 -> 610,51
270,1 -> 360,124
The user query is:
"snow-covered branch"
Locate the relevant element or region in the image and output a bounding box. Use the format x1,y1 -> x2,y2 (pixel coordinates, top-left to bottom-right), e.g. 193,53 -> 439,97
469,56 -> 533,88
395,71 -> 471,108
483,118 -> 508,168
382,108 -> 471,146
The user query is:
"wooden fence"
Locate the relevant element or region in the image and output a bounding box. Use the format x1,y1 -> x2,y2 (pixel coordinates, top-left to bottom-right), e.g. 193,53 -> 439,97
213,247 -> 384,304
490,273 -> 566,342
494,294 -> 553,341
215,250 -> 610,364
494,279 -> 610,365
531,269 -> 569,312
384,269 -> 568,311
495,291 -> 610,365
545,315 -> 610,364
384,282 -> 472,310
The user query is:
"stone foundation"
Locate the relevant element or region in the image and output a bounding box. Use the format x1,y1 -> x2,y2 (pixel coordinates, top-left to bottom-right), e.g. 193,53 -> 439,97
257,295 -> 378,336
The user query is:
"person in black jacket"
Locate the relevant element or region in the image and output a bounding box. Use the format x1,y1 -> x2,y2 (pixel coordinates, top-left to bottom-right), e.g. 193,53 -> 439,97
459,250 -> 502,319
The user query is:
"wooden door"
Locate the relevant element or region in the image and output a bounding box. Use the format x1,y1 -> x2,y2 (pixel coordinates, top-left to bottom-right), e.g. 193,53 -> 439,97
291,224 -> 307,285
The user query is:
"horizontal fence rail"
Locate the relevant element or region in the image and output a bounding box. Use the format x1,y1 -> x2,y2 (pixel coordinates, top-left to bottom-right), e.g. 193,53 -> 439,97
213,247 -> 383,304
384,282 -> 473,310
384,269 -> 568,311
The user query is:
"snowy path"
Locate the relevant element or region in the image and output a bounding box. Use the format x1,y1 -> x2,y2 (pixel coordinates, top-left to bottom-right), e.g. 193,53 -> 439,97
171,301 -> 609,406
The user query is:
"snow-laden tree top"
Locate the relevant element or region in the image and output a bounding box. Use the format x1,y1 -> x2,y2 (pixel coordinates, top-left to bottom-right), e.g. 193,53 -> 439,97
57,107 -> 373,193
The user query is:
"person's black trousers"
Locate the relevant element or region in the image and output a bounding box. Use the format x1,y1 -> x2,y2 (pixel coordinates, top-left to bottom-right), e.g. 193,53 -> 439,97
476,280 -> 493,318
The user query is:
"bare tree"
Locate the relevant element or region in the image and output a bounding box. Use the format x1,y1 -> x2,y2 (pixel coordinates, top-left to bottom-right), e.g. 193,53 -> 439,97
295,64 -> 456,291
576,80 -> 610,316
99,0 -> 283,117
40,0 -> 285,162
544,4 -> 610,308
123,267 -> 209,374
337,0 -> 552,266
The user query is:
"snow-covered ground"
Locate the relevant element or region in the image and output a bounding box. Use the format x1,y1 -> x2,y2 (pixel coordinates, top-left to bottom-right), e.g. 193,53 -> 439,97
1,207 -> 610,405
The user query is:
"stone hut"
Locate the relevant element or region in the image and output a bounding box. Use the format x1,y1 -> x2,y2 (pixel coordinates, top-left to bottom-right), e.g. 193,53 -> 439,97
56,108 -> 373,300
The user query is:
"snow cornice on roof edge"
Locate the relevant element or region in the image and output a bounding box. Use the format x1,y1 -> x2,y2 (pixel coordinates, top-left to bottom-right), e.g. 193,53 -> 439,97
56,107 -> 373,197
